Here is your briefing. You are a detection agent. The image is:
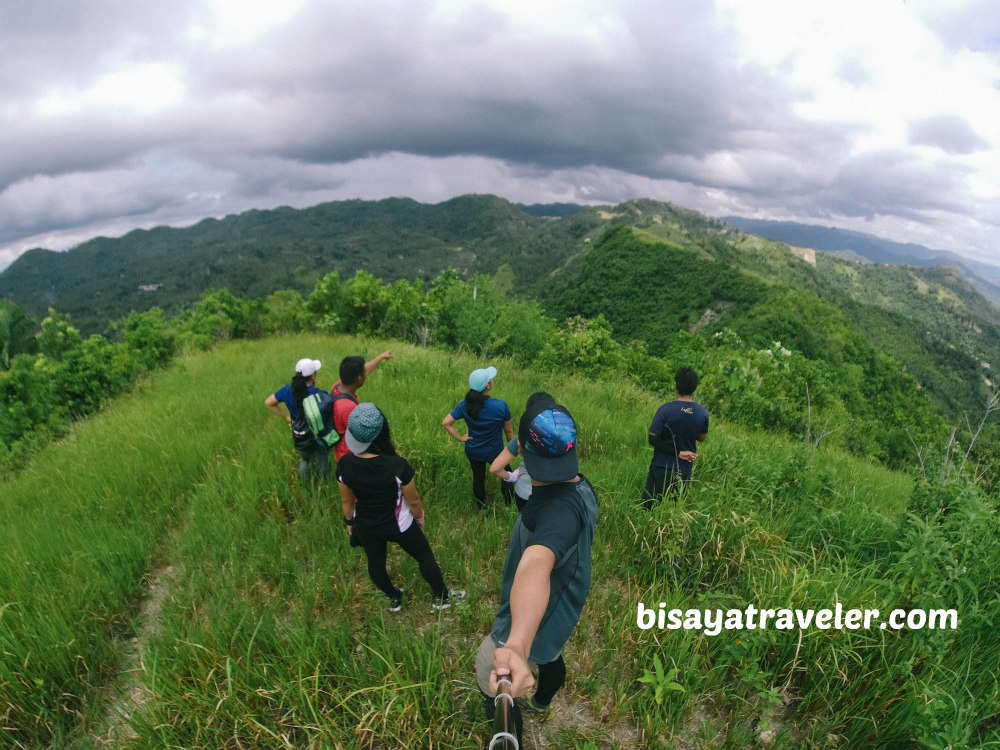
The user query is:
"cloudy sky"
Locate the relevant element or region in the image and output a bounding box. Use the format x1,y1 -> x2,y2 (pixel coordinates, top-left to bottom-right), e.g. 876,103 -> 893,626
2,0 -> 999,270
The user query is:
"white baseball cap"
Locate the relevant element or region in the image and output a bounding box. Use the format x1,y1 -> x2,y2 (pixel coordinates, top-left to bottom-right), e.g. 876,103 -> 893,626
295,358 -> 322,377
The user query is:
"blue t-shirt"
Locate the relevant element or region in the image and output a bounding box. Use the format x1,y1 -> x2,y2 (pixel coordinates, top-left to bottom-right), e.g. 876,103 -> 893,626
450,397 -> 512,462
649,400 -> 709,475
273,383 -> 322,421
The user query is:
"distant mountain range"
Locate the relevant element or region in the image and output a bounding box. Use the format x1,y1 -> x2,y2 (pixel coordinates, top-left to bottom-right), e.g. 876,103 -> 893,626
526,206 -> 1000,304
0,195 -> 606,334
722,216 -> 1000,304
2,194 -> 999,426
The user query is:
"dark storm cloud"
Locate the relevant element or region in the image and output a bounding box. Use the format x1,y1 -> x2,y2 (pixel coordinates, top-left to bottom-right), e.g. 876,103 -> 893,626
0,0 -> 876,220
1,0 -> 996,267
822,150 -> 971,220
908,115 -> 990,155
0,156 -> 213,244
180,1 -> 838,181
1,116 -> 165,188
0,0 -> 183,97
0,0 -> 189,191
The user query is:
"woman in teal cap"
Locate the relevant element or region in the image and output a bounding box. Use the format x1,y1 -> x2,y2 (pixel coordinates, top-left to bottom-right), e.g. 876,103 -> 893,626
441,366 -> 516,508
339,402 -> 463,612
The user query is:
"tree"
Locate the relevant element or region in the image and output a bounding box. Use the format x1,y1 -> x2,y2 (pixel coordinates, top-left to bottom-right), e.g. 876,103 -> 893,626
0,302 -> 37,369
381,279 -> 425,340
262,290 -> 311,335
183,289 -> 261,344
540,315 -> 625,377
37,309 -> 82,361
112,308 -> 176,369
307,271 -> 344,332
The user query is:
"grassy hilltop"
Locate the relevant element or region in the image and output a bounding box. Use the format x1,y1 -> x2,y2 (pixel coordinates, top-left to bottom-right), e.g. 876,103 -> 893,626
3,334 -> 999,749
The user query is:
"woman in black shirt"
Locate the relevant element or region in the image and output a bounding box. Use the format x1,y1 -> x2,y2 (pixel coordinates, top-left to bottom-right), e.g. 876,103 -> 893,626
338,402 -> 462,612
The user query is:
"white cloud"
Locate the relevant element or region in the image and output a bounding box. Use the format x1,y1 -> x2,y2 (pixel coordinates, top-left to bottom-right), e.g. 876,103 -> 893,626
35,63 -> 187,116
185,0 -> 309,48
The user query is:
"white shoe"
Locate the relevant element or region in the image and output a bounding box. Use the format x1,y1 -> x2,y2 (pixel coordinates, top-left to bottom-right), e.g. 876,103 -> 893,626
432,589 -> 466,610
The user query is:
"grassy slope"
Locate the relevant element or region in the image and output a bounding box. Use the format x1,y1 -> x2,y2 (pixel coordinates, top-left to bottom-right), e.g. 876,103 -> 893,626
3,335 -> 998,750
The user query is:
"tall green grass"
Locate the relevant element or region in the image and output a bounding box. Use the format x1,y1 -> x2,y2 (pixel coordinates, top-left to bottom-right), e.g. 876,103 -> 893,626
2,334 -> 998,749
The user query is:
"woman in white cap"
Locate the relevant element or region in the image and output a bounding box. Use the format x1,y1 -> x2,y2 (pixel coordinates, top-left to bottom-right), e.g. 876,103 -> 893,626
338,403 -> 463,612
442,366 -> 516,508
264,358 -> 334,480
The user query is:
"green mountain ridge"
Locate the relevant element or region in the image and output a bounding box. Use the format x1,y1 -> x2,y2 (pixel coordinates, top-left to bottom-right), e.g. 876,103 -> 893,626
0,195 -> 562,333
2,195 -> 998,430
553,222 -> 1000,423
722,215 -> 1000,303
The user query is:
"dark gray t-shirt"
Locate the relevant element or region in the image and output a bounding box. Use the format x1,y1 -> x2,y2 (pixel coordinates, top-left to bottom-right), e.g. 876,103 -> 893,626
490,476 -> 598,664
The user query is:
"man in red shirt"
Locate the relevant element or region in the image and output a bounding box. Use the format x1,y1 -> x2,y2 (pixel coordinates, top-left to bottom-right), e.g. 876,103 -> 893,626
330,350 -> 393,462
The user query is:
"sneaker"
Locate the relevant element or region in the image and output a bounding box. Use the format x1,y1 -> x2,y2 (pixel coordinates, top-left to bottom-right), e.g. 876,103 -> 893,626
388,588 -> 404,612
519,696 -> 554,721
432,588 -> 467,610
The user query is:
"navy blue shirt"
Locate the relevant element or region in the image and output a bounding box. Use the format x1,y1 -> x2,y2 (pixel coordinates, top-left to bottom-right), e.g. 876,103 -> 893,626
649,400 -> 709,475
450,397 -> 512,462
273,383 -> 322,421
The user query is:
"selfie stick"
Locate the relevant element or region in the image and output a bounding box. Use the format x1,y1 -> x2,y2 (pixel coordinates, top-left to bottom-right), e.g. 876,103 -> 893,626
488,673 -> 519,750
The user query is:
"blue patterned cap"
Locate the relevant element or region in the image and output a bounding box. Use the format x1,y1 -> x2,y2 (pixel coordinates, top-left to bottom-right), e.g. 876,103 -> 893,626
519,401 -> 578,482
345,402 -> 384,454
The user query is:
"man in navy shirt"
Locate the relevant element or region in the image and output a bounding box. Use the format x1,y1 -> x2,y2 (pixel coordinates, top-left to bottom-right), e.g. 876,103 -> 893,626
642,368 -> 709,508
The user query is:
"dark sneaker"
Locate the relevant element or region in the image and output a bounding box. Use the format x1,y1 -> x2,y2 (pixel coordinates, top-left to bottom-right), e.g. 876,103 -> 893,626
432,589 -> 467,610
519,696 -> 554,721
388,588 -> 403,612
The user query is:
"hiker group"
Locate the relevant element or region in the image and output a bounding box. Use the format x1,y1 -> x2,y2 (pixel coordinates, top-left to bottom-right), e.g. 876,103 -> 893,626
265,354 -> 707,746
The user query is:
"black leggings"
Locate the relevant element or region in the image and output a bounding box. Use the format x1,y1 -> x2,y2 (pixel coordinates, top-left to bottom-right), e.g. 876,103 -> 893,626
468,456 -> 516,508
359,523 -> 446,599
480,655 -> 566,745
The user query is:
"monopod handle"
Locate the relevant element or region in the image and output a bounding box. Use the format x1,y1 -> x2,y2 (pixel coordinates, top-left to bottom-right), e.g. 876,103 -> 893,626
488,673 -> 518,750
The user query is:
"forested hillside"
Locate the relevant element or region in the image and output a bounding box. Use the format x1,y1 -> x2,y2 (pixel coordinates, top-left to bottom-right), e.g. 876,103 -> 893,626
551,226 -> 947,467
0,195 -> 607,334
813,258 -> 1000,418
2,207 -> 1000,746
723,216 -> 1000,301
552,222 -> 999,439
3,195 -> 999,474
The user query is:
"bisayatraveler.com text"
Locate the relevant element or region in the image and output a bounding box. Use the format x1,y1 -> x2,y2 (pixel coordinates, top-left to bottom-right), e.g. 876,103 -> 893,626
637,602 -> 958,636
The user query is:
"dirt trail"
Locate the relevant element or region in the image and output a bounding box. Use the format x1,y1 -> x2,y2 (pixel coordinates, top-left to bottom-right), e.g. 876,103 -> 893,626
92,565 -> 176,747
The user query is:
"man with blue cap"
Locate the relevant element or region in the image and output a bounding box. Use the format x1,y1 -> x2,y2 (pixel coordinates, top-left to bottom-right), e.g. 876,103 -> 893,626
474,394 -> 599,744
